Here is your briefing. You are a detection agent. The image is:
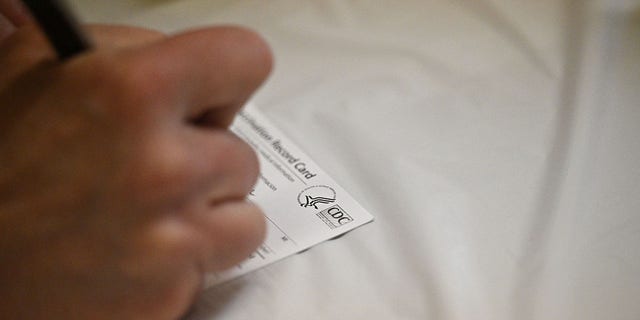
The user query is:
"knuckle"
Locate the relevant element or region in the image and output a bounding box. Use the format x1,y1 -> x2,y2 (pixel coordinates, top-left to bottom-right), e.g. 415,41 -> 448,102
147,218 -> 200,257
130,135 -> 192,201
119,57 -> 174,106
243,203 -> 267,237
242,32 -> 274,81
71,53 -> 171,119
206,202 -> 266,270
232,203 -> 267,249
219,133 -> 260,190
148,143 -> 190,188
218,26 -> 274,81
234,136 -> 260,173
124,218 -> 197,276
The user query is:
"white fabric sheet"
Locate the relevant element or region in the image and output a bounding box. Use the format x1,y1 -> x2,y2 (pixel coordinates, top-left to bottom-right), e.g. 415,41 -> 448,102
69,1 -> 640,319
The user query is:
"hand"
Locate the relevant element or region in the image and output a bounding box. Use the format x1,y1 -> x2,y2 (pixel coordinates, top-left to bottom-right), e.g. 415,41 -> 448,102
0,8 -> 272,320
0,0 -> 29,40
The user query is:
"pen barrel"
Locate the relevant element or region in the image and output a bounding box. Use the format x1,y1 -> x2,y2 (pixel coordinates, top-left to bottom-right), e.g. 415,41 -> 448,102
22,0 -> 91,60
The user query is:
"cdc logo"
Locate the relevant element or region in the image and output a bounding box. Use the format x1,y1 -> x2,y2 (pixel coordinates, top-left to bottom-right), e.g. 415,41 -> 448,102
317,204 -> 353,229
297,185 -> 336,210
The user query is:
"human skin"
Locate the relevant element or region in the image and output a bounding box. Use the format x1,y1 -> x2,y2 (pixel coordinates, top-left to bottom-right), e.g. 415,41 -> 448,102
0,2 -> 272,319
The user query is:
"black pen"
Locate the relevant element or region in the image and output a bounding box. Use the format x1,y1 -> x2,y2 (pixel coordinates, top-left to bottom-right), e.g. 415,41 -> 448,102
21,0 -> 91,60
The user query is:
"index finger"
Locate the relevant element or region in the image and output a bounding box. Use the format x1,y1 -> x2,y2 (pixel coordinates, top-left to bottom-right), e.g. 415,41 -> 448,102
124,26 -> 273,128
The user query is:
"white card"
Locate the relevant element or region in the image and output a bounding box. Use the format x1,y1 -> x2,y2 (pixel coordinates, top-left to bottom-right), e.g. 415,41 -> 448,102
206,105 -> 374,285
